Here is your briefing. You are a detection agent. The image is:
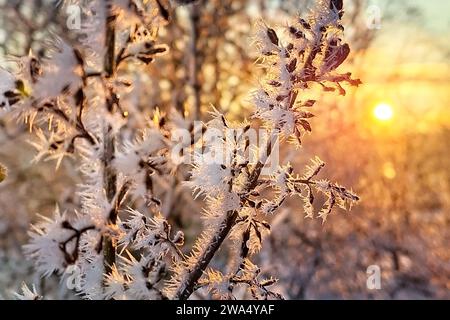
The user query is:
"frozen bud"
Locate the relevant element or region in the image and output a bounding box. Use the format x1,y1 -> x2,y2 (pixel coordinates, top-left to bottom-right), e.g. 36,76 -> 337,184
287,58 -> 297,73
303,100 -> 316,107
266,28 -> 279,46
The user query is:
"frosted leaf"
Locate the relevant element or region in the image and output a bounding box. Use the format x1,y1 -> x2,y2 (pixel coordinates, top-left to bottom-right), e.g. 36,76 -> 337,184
33,40 -> 82,101
104,264 -> 128,300
254,21 -> 281,55
119,252 -> 166,300
14,283 -> 42,300
78,254 -> 105,300
27,129 -> 74,170
185,161 -> 232,199
220,191 -> 241,212
301,191 -> 314,219
115,128 -> 165,176
200,269 -> 232,299
23,207 -> 72,277
302,156 -> 325,180
315,179 -> 331,192
202,191 -> 241,227
270,164 -> 293,192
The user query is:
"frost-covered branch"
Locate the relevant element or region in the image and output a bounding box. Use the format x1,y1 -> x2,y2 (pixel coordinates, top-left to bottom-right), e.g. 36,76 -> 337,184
0,0 -> 360,300
170,0 -> 360,300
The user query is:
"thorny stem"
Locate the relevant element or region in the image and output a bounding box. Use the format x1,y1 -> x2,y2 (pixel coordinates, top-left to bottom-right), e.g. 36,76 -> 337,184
175,134 -> 277,300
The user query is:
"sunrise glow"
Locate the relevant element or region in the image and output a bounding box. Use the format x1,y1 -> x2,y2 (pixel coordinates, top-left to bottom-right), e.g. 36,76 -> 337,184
373,103 -> 394,121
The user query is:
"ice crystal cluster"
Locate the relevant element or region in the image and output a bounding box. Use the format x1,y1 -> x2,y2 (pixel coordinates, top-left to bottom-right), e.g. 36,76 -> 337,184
0,0 -> 359,300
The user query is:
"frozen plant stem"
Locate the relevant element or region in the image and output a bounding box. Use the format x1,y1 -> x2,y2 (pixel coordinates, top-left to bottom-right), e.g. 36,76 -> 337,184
104,11 -> 117,78
176,137 -> 275,300
177,210 -> 239,300
102,9 -> 118,276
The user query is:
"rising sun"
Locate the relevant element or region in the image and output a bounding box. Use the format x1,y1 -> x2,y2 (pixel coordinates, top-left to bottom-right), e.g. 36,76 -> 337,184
373,103 -> 394,121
